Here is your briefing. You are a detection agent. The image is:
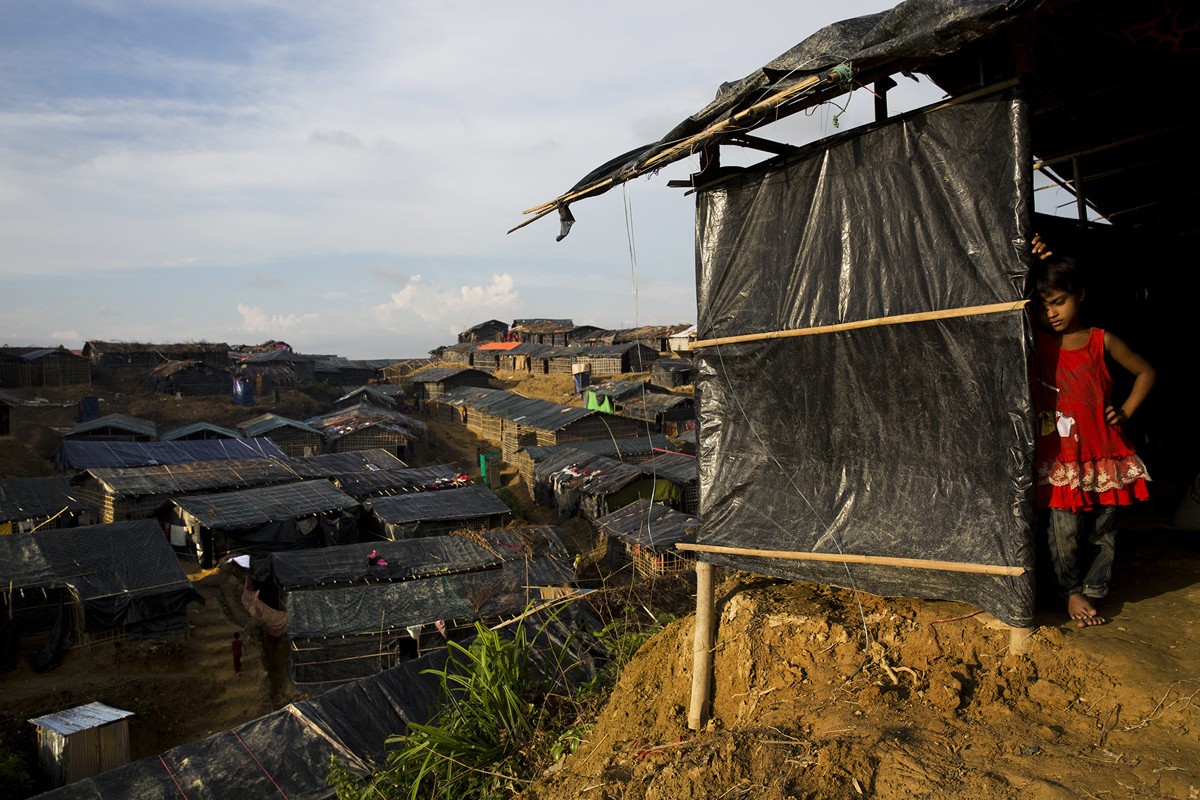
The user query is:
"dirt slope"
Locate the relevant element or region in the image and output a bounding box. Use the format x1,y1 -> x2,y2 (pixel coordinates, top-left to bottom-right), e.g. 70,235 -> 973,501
523,528 -> 1199,800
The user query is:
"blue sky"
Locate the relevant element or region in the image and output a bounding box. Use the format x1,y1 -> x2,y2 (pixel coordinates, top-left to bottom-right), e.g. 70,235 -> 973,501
4,1 -> 1046,358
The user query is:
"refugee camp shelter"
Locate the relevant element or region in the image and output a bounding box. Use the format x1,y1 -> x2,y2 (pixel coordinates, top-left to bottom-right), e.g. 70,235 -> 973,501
60,414 -> 155,443
147,360 -> 228,396
458,319 -> 510,343
532,447 -> 682,521
333,384 -> 406,410
362,483 -> 512,540
594,498 -> 698,577
620,392 -> 696,437
405,366 -> 492,406
29,702 -> 134,788
435,342 -> 477,367
511,318 -> 574,346
53,437 -> 286,471
641,451 -> 701,514
332,464 -> 466,501
167,480 -> 360,566
159,421 -> 243,441
0,520 -> 201,671
583,380 -> 667,414
0,476 -> 98,533
522,0 -> 1200,641
614,324 -> 693,353
82,341 -> 229,371
0,347 -> 91,388
515,434 -> 676,492
238,412 -> 324,457
494,341 -> 550,372
580,342 -> 659,375
533,345 -> 590,375
73,458 -> 301,524
284,527 -> 574,688
306,402 -> 426,458
651,357 -> 696,388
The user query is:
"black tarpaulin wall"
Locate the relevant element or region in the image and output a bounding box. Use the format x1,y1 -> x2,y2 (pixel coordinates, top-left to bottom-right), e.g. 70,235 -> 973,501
695,93 -> 1036,627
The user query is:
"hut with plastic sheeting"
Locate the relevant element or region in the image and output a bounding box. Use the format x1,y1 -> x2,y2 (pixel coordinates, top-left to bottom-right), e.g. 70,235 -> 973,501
0,520 -> 202,672
405,366 -> 492,407
458,319 -> 510,343
284,527 -> 575,689
579,342 -> 659,375
613,324 -> 693,353
641,451 -> 701,515
34,611 -> 596,799
305,402 -> 427,459
651,357 -> 696,388
166,480 -> 359,567
29,702 -> 134,788
515,434 -> 675,492
532,345 -> 590,375
532,447 -> 682,521
52,436 -> 287,471
514,0 -> 1200,637
333,384 -> 406,410
332,464 -> 468,501
60,414 -> 155,443
0,347 -> 91,388
495,341 -> 550,373
594,498 -> 698,577
148,360 -> 229,396
362,483 -> 512,540
238,413 -> 324,458
619,392 -> 696,437
0,476 -> 98,533
72,458 -> 301,524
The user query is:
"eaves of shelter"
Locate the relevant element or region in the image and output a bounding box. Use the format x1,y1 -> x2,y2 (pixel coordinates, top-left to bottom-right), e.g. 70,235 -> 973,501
79,458 -> 300,499
441,386 -> 597,431
0,476 -> 93,520
406,366 -> 482,384
593,497 -> 698,550
172,480 -> 359,528
63,413 -> 157,439
238,413 -> 323,438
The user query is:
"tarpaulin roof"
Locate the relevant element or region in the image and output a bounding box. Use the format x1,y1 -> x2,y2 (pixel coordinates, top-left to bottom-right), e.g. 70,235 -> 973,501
518,0 -> 1200,241
532,448 -> 653,498
406,366 -> 490,384
332,465 -> 463,499
306,403 -> 427,440
594,498 -> 698,551
0,519 -> 201,620
53,437 -> 287,470
620,393 -> 695,422
62,413 -> 156,439
641,452 -> 699,485
586,380 -> 663,401
0,476 -> 94,522
81,458 -> 299,499
159,422 -> 243,441
286,449 -> 407,478
365,484 -> 511,525
238,413 -> 323,437
171,480 -> 359,531
438,387 -> 598,431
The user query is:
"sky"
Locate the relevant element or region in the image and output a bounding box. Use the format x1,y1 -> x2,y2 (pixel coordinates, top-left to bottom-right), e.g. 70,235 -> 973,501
2,1 -> 1053,359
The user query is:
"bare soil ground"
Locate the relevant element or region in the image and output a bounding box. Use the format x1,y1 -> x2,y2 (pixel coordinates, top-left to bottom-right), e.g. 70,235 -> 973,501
3,370 -> 1197,798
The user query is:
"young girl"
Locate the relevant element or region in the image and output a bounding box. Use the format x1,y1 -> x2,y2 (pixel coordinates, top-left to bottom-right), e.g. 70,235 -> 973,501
1031,256 -> 1155,627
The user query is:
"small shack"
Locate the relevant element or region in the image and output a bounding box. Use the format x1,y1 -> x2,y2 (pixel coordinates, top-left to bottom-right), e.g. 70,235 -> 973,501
405,367 -> 492,407
458,319 -> 510,343
515,435 -> 675,491
314,359 -> 400,386
306,402 -> 427,459
0,476 -> 98,533
593,498 -> 698,577
148,360 -> 229,396
619,392 -> 696,437
511,318 -> 574,346
0,347 -> 92,388
495,341 -> 549,373
641,451 -> 701,515
651,357 -> 696,388
362,484 -> 512,540
580,342 -> 659,375
584,380 -> 670,414
238,413 -> 324,457
167,480 -> 360,566
29,702 -> 134,788
532,447 -> 681,520
60,414 -> 156,443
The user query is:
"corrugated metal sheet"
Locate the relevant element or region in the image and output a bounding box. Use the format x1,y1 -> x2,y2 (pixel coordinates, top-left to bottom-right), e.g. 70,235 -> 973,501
30,702 -> 134,736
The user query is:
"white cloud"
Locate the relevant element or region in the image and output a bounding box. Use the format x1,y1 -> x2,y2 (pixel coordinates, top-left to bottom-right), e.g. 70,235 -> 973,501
375,273 -> 520,327
235,303 -> 318,333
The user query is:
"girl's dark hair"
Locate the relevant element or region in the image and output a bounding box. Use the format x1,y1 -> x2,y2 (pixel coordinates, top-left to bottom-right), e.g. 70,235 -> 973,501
1031,255 -> 1086,297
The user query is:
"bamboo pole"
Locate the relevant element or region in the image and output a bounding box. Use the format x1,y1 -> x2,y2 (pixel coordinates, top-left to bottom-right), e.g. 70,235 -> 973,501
687,300 -> 1028,350
688,560 -> 715,731
676,543 -> 1025,577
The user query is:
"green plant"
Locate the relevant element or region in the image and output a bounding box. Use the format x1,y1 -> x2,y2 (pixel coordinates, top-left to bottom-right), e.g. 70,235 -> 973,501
0,749 -> 35,800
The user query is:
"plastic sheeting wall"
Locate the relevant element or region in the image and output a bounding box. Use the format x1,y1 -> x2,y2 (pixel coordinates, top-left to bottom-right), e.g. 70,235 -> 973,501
695,94 -> 1036,627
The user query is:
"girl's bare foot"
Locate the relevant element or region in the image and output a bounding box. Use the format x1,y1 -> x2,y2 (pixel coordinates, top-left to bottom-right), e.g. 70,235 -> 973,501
1067,593 -> 1105,627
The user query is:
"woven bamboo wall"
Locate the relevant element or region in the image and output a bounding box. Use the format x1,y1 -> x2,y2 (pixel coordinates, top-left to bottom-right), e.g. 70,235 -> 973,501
332,429 -> 407,455
630,545 -> 693,577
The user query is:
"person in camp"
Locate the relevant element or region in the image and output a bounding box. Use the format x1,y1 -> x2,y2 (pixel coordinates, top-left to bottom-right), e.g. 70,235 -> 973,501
1030,249 -> 1155,627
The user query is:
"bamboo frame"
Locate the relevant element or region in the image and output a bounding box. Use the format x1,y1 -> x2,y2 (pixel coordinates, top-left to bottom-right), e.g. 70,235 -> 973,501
687,300 -> 1028,350
675,543 -> 1025,577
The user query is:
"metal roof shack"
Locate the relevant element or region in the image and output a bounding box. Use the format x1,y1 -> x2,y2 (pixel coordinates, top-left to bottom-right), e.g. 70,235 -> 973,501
405,366 -> 492,404
362,483 -> 512,540
651,357 -> 697,388
515,434 -> 676,491
642,451 -> 700,514
167,480 -> 360,566
0,476 -> 98,532
306,403 -> 427,458
532,345 -> 592,375
618,393 -> 696,437
30,702 -> 135,788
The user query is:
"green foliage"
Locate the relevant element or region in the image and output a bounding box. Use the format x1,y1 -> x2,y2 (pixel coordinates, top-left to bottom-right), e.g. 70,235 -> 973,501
0,749 -> 35,800
330,603 -> 674,800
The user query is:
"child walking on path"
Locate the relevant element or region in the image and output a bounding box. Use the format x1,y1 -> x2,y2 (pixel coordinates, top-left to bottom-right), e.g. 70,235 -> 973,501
231,631 -> 243,677
1031,255 -> 1155,627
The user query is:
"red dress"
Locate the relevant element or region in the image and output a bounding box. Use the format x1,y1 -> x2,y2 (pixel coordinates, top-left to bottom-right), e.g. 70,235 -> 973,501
1033,327 -> 1150,511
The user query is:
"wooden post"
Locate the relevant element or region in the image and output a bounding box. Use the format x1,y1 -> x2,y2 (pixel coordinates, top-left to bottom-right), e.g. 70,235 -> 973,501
688,560 -> 715,731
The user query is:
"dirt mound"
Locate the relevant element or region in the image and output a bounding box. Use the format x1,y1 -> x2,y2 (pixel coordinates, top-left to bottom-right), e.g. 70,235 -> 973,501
523,542 -> 1200,800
